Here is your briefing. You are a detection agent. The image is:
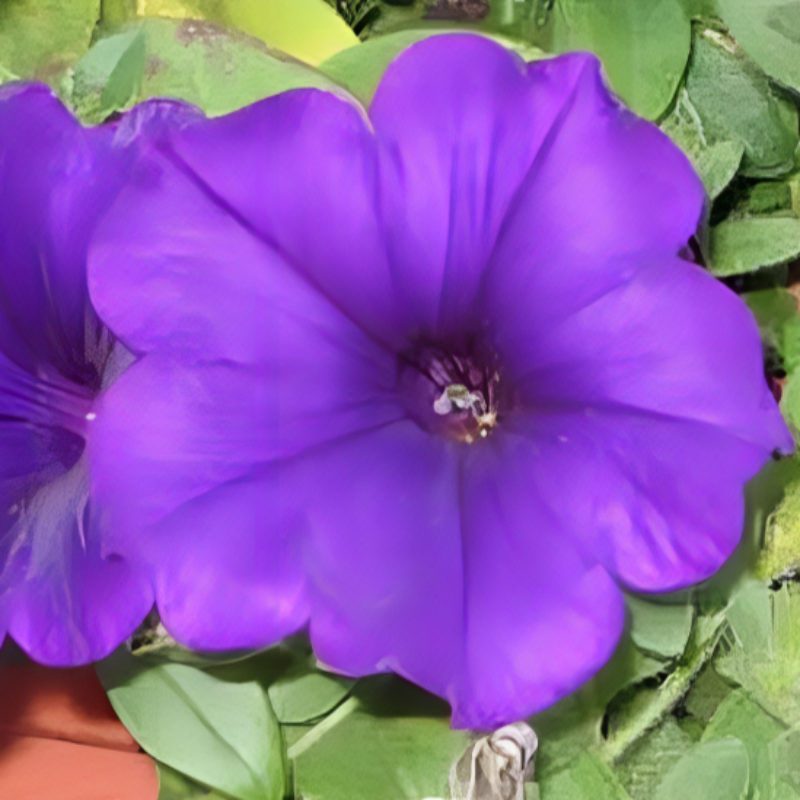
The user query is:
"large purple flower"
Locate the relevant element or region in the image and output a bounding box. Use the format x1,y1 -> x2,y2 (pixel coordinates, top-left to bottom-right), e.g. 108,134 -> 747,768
88,35 -> 790,728
0,85 -> 198,664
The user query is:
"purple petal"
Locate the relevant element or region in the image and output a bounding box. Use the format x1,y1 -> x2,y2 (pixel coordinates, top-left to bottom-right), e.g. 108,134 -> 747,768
299,421 -> 465,700
0,466 -> 152,665
152,90 -> 404,349
505,408 -> 768,592
498,256 -> 790,455
454,432 -> 625,728
370,38 -> 592,336
481,55 -> 705,335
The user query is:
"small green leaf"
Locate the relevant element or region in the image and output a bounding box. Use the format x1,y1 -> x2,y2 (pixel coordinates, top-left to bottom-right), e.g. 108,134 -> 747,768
717,0 -> 800,94
627,596 -> 694,661
684,665 -> 733,724
744,288 -> 799,359
102,0 -> 358,65
701,691 -> 786,795
157,762 -> 229,799
539,752 -> 631,800
754,458 -> 800,582
73,18 -> 341,122
684,26 -> 799,178
291,675 -> 470,800
709,216 -> 800,277
96,648 -> 286,800
660,91 -> 744,200
550,0 -> 693,120
768,726 -> 800,799
319,29 -> 546,108
653,737 -> 749,800
0,0 -> 100,85
209,644 -> 354,725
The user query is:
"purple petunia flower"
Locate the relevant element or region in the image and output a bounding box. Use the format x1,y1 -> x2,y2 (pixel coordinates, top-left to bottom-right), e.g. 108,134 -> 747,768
0,85 -> 198,664
87,35 -> 791,728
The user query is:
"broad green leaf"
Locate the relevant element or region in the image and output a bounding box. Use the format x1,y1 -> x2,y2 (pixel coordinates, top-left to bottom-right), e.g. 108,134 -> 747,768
615,719 -> 694,800
319,29 -> 546,108
72,18 -> 341,123
709,216 -> 800,277
0,0 -> 99,85
96,648 -> 285,800
627,596 -> 694,661
539,752 -> 631,800
291,675 -> 470,800
103,0 -> 358,65
684,26 -> 798,178
715,581 -> 800,725
157,762 -> 229,799
653,737 -> 749,800
209,644 -> 354,725
701,691 -> 785,795
717,0 -> 800,93
550,0 -> 692,120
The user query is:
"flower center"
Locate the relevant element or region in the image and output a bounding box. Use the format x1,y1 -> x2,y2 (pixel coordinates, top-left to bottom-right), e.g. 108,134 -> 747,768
398,342 -> 509,443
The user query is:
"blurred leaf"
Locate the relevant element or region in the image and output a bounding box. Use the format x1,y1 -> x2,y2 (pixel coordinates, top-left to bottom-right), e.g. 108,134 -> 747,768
709,216 -> 800,277
209,643 -> 354,725
684,26 -> 798,178
73,18 -> 340,122
157,762 -> 229,799
615,719 -> 694,800
716,0 -> 800,93
627,596 -> 694,661
291,675 -> 469,800
768,726 -> 800,800
754,458 -> 800,581
96,648 -> 285,800
701,691 -> 785,795
653,737 -> 749,800
684,664 -> 733,724
319,29 -> 546,108
539,752 -> 631,799
715,581 -> 800,725
744,288 -> 799,358
0,0 -> 99,85
103,0 -> 358,65
602,610 -> 726,764
550,0 -> 692,120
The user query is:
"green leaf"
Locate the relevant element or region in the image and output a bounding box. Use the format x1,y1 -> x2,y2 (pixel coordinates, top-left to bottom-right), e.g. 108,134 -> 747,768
744,288 -> 799,359
73,18 -> 341,122
209,644 -> 354,725
627,596 -> 694,661
709,216 -> 800,277
615,719 -> 694,800
102,0 -> 358,65
701,691 -> 786,795
0,0 -> 100,85
291,675 -> 470,800
684,26 -> 799,178
550,0 -> 692,120
684,665 -> 733,724
660,90 -> 744,200
539,752 -> 631,800
715,581 -> 800,725
319,29 -> 546,108
96,648 -> 286,800
157,762 -> 229,799
768,726 -> 800,800
653,737 -> 750,800
716,0 -> 800,94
